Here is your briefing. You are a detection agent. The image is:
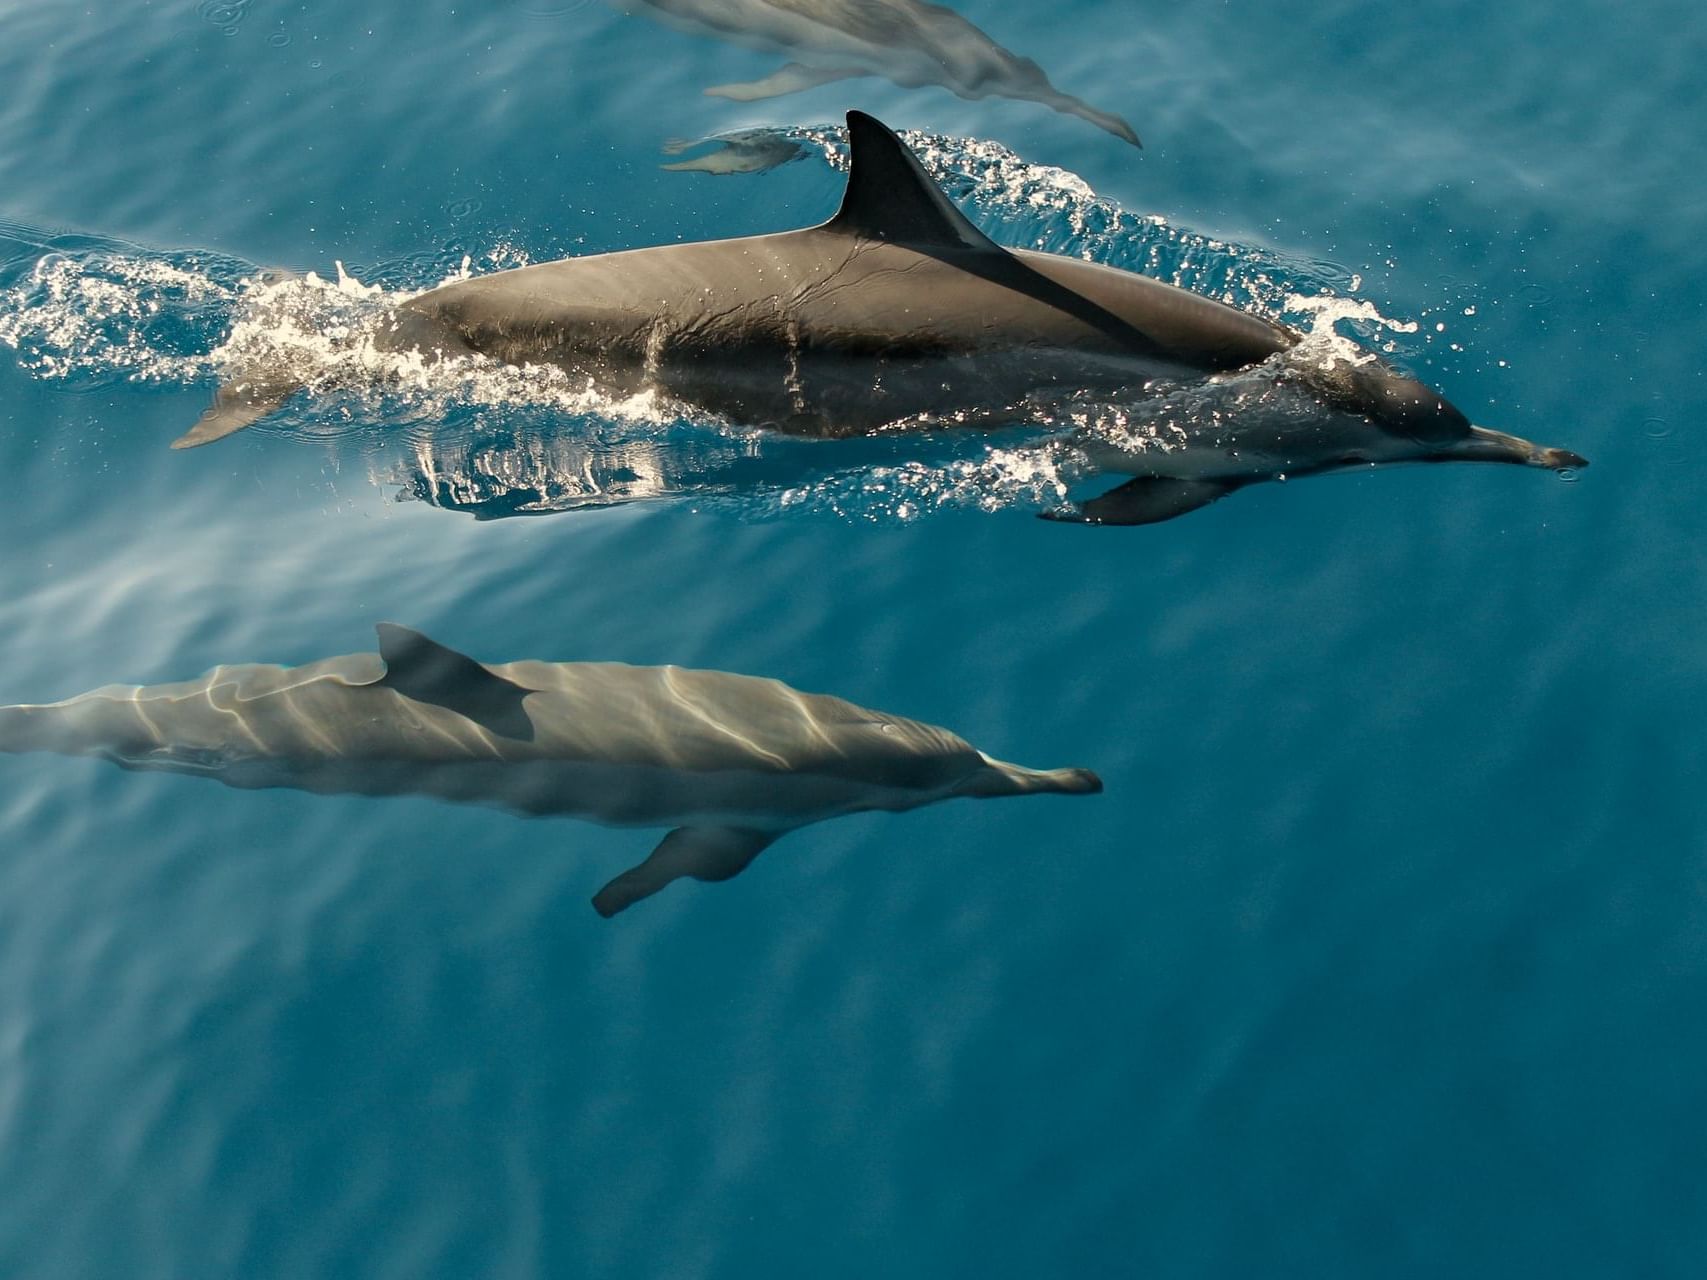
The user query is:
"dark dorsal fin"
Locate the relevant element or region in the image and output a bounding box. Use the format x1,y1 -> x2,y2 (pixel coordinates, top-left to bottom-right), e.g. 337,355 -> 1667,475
373,623 -> 536,742
819,112 -> 1163,356
823,110 -> 1001,251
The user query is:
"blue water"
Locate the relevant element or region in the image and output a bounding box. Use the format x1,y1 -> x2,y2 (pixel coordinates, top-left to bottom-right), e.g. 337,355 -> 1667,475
2,1 -> 1704,1275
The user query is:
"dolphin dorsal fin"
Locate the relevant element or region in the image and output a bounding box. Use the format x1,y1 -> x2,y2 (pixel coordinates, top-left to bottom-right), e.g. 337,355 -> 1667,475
823,111 -> 1001,252
373,623 -> 536,741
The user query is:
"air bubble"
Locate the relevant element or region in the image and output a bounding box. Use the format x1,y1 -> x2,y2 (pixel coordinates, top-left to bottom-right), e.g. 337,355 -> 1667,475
198,0 -> 250,25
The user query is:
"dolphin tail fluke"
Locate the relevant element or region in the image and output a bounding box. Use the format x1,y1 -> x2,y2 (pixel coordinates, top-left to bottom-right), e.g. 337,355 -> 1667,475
0,702 -> 87,756
0,704 -> 43,754
171,373 -> 303,449
1042,476 -> 1240,526
592,826 -> 779,917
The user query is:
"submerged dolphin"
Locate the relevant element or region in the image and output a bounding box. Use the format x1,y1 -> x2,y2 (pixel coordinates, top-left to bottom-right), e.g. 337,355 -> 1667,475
0,625 -> 1099,915
660,128 -> 812,175
179,111 -> 1586,525
614,0 -> 1139,145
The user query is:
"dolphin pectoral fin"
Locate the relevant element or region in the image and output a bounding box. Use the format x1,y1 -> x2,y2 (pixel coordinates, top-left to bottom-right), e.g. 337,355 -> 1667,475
371,623 -> 536,741
1042,477 -> 1242,526
704,63 -> 866,101
171,377 -> 299,449
592,827 -> 779,918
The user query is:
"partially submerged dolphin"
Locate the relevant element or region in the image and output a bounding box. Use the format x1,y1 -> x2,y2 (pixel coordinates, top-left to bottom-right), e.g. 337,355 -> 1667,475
613,0 -> 1139,144
0,625 -> 1100,915
180,111 -> 1586,524
660,128 -> 811,175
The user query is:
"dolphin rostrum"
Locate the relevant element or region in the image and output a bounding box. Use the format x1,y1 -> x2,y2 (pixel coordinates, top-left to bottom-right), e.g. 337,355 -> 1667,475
179,111 -> 1587,525
0,625 -> 1100,915
613,0 -> 1139,145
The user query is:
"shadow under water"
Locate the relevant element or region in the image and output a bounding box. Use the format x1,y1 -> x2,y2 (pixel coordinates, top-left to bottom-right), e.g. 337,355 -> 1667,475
613,0 -> 1140,144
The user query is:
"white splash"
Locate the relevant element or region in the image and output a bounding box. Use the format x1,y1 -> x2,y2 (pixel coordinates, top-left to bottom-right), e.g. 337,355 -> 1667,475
0,252 -> 234,383
1284,292 -> 1421,367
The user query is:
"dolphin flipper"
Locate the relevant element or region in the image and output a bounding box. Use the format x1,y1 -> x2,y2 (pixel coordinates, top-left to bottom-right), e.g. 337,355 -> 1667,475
372,623 -> 536,741
704,62 -> 866,101
1044,477 -> 1242,526
592,826 -> 779,917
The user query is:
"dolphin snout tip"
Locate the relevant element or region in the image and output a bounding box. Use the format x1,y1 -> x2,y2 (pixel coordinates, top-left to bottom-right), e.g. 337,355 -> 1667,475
972,760 -> 1103,797
1543,448 -> 1589,470
1056,767 -> 1103,795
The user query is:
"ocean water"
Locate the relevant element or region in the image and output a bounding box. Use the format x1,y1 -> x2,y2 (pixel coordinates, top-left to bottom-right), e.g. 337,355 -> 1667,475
1,0 -> 1704,1275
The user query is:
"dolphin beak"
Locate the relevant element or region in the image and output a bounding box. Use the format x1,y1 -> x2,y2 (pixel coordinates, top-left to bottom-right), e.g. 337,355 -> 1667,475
1540,446 -> 1590,469
1459,426 -> 1589,470
961,757 -> 1104,797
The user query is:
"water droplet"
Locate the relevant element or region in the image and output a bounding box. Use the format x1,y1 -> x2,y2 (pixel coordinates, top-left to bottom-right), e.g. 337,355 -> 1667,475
308,58 -> 323,68
1556,468 -> 1580,483
1641,417 -> 1671,439
268,30 -> 291,47
446,197 -> 483,219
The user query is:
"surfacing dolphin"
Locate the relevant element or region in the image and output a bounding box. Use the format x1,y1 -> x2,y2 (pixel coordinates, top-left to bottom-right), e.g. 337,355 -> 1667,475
613,0 -> 1139,145
0,625 -> 1099,915
179,112 -> 1586,525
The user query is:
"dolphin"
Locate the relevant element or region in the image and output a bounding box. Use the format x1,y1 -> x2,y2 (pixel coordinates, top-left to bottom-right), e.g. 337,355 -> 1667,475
612,0 -> 1139,145
178,111 -> 1586,525
0,624 -> 1100,915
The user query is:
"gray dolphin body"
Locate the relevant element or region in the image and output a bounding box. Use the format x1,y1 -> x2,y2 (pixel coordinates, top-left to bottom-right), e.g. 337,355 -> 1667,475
180,112 -> 1585,524
0,625 -> 1099,915
614,0 -> 1139,145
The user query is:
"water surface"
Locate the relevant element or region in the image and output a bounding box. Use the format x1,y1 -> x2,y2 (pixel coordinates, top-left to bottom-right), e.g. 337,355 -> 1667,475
1,0 -> 1704,1275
